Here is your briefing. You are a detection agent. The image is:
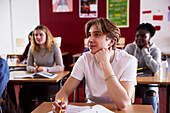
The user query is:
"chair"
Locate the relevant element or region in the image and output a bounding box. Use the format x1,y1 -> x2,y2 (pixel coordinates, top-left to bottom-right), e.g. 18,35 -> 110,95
53,37 -> 62,47
84,38 -> 88,48
131,87 -> 135,104
70,61 -> 86,102
116,37 -> 125,49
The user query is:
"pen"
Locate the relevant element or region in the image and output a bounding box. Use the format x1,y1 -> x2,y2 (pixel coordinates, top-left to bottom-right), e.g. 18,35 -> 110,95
137,67 -> 143,71
59,97 -> 64,113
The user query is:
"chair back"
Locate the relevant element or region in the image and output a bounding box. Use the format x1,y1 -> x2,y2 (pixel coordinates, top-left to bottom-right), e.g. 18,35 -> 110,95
116,37 -> 125,49
53,37 -> 62,47
84,38 -> 88,48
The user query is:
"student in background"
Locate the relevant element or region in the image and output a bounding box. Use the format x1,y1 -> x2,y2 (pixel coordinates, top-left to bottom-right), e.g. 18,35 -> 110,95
16,31 -> 33,63
0,58 -> 10,112
124,23 -> 161,113
19,25 -> 64,113
52,18 -> 137,112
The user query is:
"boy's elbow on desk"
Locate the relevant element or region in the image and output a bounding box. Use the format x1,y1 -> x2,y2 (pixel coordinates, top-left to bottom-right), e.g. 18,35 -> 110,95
116,101 -> 128,111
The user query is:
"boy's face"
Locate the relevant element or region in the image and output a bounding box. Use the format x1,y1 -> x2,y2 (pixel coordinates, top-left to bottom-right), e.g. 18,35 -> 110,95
87,24 -> 113,54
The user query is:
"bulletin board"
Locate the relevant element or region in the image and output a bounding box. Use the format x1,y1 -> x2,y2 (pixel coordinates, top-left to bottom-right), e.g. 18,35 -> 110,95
107,0 -> 129,27
140,0 -> 170,53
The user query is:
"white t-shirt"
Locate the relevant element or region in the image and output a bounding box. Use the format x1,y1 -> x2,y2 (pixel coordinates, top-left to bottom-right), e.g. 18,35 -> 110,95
71,49 -> 137,103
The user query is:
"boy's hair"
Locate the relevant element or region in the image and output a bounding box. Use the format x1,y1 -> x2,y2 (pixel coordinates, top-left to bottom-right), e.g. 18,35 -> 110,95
85,18 -> 121,49
31,25 -> 55,53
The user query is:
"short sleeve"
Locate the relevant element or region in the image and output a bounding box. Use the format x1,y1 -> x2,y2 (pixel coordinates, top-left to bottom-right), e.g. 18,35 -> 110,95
71,55 -> 85,81
120,56 -> 137,85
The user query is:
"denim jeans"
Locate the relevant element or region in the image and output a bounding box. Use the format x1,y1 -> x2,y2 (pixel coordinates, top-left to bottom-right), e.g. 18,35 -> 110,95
143,95 -> 158,113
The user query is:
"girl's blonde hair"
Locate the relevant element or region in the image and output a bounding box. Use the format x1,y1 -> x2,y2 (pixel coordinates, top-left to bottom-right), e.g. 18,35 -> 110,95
31,25 -> 56,53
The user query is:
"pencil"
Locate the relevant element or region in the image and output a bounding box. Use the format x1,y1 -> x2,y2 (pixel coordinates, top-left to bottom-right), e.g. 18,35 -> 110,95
137,67 -> 143,71
59,97 -> 64,113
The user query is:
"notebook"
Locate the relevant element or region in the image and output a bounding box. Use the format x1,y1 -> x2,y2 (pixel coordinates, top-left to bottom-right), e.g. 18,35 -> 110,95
14,72 -> 58,79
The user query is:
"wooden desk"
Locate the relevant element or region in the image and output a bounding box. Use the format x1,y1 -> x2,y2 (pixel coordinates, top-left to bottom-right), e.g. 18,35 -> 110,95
7,52 -> 69,60
9,71 -> 69,113
10,71 -> 70,83
137,72 -> 170,85
7,53 -> 22,58
8,62 -> 26,68
62,52 -> 69,56
7,52 -> 69,59
72,53 -> 81,62
31,102 -> 154,113
162,51 -> 170,56
7,52 -> 69,70
137,72 -> 170,113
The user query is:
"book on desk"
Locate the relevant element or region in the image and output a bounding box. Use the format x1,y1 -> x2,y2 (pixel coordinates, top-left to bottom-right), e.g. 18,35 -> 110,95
137,68 -> 154,76
14,72 -> 58,79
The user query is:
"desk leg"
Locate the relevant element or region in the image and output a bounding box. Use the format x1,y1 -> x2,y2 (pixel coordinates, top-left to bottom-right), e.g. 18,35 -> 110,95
19,85 -> 22,113
59,79 -> 63,89
167,86 -> 169,113
77,86 -> 79,102
73,90 -> 76,102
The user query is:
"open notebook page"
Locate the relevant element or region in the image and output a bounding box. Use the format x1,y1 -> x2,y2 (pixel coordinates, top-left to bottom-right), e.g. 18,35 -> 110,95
49,104 -> 114,113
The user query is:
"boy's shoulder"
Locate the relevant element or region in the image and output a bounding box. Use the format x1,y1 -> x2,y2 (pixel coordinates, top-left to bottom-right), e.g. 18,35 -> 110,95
115,49 -> 137,62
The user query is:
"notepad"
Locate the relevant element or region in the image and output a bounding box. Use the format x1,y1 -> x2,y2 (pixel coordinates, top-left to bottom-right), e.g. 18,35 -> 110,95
79,105 -> 114,113
14,72 -> 58,79
64,104 -> 114,113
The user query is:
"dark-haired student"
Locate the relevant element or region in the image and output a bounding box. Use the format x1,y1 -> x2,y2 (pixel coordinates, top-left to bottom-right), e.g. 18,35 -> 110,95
52,18 -> 137,113
16,31 -> 33,63
124,23 -> 161,113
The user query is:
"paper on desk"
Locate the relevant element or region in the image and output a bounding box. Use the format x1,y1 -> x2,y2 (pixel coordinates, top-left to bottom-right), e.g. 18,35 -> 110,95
79,105 -> 114,113
14,74 -> 34,79
48,104 -> 114,113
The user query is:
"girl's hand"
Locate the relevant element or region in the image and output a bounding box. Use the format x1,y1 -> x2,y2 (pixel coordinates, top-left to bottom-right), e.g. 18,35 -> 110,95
33,66 -> 38,73
52,100 -> 67,113
37,66 -> 46,72
143,42 -> 150,48
16,59 -> 20,63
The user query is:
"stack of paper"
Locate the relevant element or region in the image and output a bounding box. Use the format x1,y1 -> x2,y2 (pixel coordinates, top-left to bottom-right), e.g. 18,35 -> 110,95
66,104 -> 114,113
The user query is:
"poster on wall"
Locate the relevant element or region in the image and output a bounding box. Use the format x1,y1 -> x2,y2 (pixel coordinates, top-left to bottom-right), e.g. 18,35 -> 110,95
107,0 -> 129,27
52,0 -> 73,13
79,0 -> 98,18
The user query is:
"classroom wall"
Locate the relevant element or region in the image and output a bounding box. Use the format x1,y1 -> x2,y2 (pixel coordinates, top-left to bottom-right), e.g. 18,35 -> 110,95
140,0 -> 170,53
0,0 -> 12,55
39,0 -> 140,54
0,0 -> 39,55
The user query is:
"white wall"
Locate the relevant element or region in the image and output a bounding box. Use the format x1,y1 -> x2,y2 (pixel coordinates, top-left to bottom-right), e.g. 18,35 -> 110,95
0,0 -> 12,55
140,0 -> 170,53
0,0 -> 40,55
